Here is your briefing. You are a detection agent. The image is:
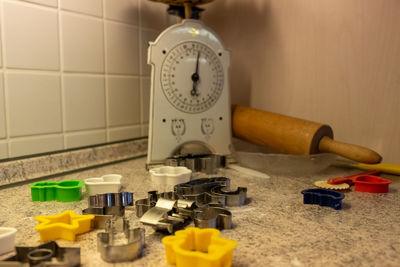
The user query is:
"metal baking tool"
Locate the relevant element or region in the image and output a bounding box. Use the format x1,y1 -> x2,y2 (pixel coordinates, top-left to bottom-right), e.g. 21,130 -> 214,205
139,198 -> 195,233
301,189 -> 345,210
82,207 -> 124,229
30,180 -> 84,202
174,177 -> 230,195
210,186 -> 247,206
194,207 -> 232,230
0,241 -> 80,267
35,210 -> 94,242
85,174 -> 122,196
0,227 -> 17,255
165,154 -> 226,174
162,227 -> 238,267
135,191 -> 180,218
97,219 -> 145,263
89,192 -> 134,208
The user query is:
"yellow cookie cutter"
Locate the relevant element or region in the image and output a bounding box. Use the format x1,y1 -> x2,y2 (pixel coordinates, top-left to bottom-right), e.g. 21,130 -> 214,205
162,227 -> 238,267
35,210 -> 94,242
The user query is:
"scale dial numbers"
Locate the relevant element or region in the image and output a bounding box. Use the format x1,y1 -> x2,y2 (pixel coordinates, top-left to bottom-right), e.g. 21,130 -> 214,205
161,41 -> 224,114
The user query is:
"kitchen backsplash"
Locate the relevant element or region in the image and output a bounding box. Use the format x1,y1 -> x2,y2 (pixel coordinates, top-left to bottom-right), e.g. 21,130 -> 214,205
0,0 -> 175,159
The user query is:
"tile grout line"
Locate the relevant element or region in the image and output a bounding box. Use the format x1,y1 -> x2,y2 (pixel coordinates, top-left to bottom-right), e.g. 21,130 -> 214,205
102,0 -> 110,143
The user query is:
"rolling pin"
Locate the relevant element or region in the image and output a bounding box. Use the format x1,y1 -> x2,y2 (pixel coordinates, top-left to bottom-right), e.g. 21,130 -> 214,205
232,105 -> 382,164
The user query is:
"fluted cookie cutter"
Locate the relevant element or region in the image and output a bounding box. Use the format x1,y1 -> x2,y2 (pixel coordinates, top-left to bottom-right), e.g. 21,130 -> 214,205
35,210 -> 94,242
0,227 -> 17,255
30,180 -> 84,202
150,166 -> 192,187
0,241 -> 80,267
89,192 -> 134,208
97,219 -> 145,263
85,174 -> 122,196
162,227 -> 237,267
194,207 -> 232,230
82,206 -> 124,229
165,154 -> 226,174
301,189 -> 345,210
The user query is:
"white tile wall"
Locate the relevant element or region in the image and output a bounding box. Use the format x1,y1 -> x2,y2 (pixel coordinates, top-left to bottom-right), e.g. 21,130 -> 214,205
3,1 -> 59,70
107,76 -> 140,127
0,0 -> 172,159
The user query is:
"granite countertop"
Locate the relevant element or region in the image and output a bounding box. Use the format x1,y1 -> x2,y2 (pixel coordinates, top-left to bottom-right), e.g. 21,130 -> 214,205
0,156 -> 399,266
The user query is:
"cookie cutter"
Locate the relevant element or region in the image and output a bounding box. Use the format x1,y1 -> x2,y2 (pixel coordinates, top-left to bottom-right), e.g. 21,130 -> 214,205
0,241 -> 80,267
194,207 -> 232,230
165,154 -> 226,174
82,206 -> 124,229
150,166 -> 192,187
0,227 -> 17,255
89,192 -> 134,208
85,174 -> 122,196
162,227 -> 237,267
174,177 -> 230,196
210,186 -> 248,206
30,180 -> 84,202
35,210 -> 94,242
301,189 -> 345,210
135,191 -> 181,218
97,219 -> 145,263
139,198 -> 195,233
327,170 -> 391,193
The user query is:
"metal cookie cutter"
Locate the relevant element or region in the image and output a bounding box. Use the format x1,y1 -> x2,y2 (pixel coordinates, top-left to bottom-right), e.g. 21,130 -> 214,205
89,192 -> 134,208
174,177 -> 230,195
139,198 -> 196,233
162,227 -> 237,267
194,207 -> 232,230
82,206 -> 124,229
211,186 -> 248,206
97,219 -> 145,263
0,241 -> 80,267
165,154 -> 226,174
85,174 -> 122,196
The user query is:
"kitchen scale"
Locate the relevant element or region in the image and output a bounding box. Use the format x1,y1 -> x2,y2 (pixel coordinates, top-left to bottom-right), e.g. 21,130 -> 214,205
146,0 -> 232,168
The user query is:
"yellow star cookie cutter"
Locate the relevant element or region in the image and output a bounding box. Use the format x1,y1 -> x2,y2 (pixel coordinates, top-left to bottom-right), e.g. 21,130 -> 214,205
35,210 -> 94,242
162,227 -> 238,267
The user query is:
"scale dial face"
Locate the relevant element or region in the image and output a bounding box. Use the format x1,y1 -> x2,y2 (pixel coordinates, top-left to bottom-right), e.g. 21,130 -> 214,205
161,41 -> 224,114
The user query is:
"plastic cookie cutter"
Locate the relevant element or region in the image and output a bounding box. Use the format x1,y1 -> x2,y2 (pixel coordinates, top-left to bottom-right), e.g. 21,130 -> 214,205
0,227 -> 17,255
85,174 -> 122,196
210,186 -> 248,206
150,166 -> 192,188
35,210 -> 94,242
97,219 -> 145,263
165,154 -> 226,174
89,192 -> 134,208
30,180 -> 84,202
162,227 -> 237,267
0,241 -> 80,267
315,170 -> 392,193
194,207 -> 232,230
301,189 -> 345,210
82,206 -> 124,229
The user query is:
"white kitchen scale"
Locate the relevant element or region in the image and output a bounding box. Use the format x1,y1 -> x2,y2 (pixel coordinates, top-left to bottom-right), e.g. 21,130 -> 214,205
146,0 -> 232,168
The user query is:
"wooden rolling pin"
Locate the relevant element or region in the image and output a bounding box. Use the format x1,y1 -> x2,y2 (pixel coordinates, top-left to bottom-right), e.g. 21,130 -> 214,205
232,105 -> 382,164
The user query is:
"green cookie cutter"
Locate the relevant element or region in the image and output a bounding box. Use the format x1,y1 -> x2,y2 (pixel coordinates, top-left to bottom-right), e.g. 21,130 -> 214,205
30,180 -> 85,202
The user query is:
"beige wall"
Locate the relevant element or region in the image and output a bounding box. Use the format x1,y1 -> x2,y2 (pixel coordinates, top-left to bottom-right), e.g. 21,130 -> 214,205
203,0 -> 400,163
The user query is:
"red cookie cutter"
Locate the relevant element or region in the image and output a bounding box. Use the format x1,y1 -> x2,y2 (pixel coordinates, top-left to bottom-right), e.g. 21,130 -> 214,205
327,170 -> 392,193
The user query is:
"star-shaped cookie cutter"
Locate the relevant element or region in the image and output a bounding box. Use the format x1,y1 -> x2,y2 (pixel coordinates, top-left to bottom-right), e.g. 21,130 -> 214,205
162,227 -> 237,267
35,210 -> 94,242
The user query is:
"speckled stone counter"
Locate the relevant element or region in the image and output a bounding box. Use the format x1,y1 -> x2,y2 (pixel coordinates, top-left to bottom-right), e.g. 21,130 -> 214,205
0,157 -> 399,266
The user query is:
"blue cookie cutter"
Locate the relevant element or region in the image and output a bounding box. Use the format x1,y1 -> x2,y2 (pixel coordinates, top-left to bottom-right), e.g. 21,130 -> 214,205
301,189 -> 344,210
